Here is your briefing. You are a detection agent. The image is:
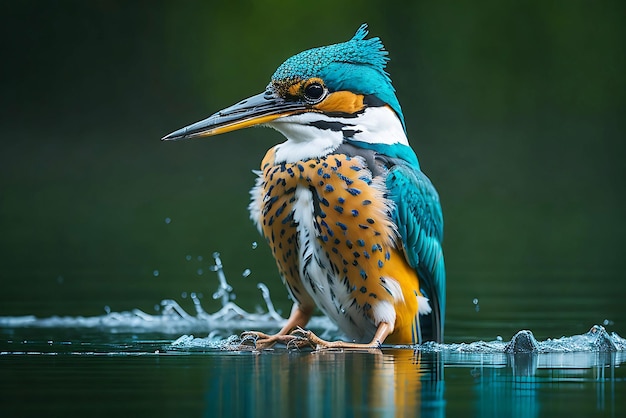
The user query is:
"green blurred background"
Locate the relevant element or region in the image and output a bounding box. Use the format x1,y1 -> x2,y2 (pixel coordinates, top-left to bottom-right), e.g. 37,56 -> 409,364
1,1 -> 624,339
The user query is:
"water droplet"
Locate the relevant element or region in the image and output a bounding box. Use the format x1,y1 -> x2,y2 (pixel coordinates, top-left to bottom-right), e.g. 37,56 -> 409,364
242,269 -> 251,277
197,268 -> 203,275
197,255 -> 203,262
472,297 -> 480,312
104,306 -> 111,314
185,255 -> 192,261
181,292 -> 188,298
251,241 -> 258,249
496,335 -> 503,341
153,270 -> 159,277
164,217 -> 172,224
154,304 -> 160,312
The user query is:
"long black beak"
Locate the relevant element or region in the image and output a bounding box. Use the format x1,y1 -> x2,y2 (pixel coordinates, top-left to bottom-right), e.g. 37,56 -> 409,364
161,89 -> 308,141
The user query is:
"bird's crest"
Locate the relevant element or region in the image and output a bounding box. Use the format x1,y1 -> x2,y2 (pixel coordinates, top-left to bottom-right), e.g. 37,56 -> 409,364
271,24 -> 404,125
272,24 -> 389,82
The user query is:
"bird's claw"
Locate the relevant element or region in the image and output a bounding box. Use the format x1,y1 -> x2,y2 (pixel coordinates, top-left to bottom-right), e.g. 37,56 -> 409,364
240,331 -> 272,341
231,328 -> 349,351
236,330 -> 313,351
290,327 -> 336,350
237,331 -> 277,350
289,327 -> 382,351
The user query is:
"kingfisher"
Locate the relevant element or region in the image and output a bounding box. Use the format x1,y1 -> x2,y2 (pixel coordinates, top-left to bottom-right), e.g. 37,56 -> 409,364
162,24 -> 445,349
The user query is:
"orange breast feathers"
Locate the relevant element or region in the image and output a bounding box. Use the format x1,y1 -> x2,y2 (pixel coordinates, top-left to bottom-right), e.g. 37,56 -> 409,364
254,148 -> 424,343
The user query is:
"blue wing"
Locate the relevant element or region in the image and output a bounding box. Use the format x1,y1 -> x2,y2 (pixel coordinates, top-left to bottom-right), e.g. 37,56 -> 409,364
386,163 -> 446,342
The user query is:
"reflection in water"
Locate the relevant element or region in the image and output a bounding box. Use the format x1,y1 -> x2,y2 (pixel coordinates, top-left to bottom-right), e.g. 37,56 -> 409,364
473,354 -> 539,418
202,347 -> 624,418
470,351 -> 622,418
207,349 -> 445,418
0,334 -> 624,417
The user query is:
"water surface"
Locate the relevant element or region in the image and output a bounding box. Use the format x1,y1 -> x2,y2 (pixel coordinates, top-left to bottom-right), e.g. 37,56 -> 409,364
1,261 -> 624,418
1,329 -> 624,418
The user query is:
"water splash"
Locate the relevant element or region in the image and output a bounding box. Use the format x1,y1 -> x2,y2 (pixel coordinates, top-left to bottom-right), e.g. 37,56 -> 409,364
209,252 -> 235,306
414,326 -> 626,355
0,253 -> 623,356
0,252 -> 339,337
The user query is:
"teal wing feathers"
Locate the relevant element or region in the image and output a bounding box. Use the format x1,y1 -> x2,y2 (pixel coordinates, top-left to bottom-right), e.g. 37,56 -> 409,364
386,164 -> 446,342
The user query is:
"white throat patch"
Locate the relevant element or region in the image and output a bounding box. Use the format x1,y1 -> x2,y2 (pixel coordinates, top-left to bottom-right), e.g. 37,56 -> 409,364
267,106 -> 408,164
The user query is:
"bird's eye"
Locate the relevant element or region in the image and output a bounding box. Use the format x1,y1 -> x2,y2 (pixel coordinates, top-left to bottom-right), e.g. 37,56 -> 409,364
303,82 -> 326,103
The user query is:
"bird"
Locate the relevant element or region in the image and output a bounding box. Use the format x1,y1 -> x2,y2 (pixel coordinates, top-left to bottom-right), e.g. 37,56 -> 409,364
162,24 -> 445,349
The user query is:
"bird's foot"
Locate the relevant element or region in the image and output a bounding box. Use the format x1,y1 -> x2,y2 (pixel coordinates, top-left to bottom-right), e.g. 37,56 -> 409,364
291,327 -> 383,351
290,327 -> 331,349
238,331 -> 314,351
290,327 -> 350,350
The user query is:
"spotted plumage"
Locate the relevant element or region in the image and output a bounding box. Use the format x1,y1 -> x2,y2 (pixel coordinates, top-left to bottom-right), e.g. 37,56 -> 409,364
163,24 -> 445,348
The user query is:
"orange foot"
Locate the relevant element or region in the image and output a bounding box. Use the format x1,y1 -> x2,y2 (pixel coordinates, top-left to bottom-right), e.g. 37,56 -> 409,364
238,331 -> 315,350
291,323 -> 391,351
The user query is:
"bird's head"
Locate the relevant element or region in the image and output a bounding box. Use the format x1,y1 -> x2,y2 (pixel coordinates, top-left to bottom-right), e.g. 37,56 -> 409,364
163,24 -> 415,164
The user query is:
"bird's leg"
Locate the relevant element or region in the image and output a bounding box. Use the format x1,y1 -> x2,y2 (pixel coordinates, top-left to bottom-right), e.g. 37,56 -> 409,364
240,304 -> 314,350
294,322 -> 392,351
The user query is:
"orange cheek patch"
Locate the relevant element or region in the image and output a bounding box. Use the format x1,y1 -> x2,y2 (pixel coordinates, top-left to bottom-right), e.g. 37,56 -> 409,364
288,83 -> 302,97
314,91 -> 365,114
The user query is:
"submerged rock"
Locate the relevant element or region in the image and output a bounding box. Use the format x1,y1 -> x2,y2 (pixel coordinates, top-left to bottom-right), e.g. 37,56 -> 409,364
504,330 -> 539,353
587,325 -> 618,352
